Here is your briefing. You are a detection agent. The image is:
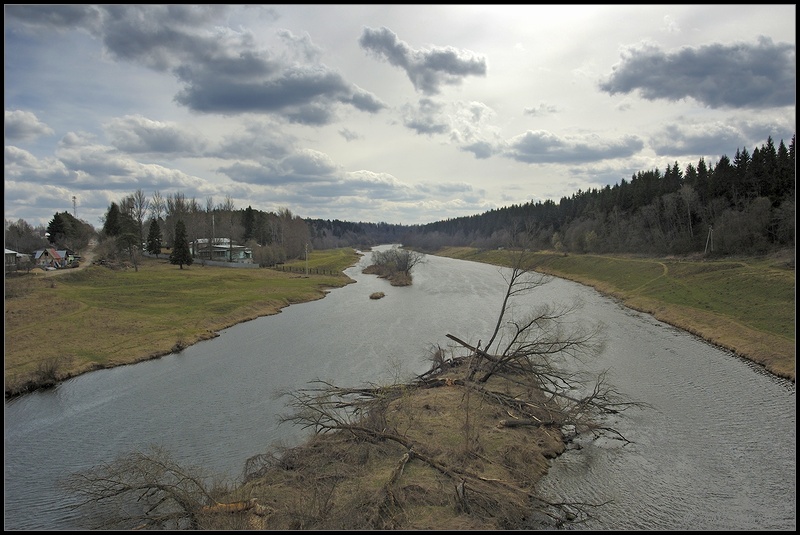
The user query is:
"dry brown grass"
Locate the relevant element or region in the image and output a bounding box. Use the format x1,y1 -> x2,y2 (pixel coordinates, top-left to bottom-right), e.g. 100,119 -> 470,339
4,253 -> 357,398
217,358 -> 569,531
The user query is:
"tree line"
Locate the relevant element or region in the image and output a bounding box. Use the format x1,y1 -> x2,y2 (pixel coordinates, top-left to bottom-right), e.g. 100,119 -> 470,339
400,134 -> 796,255
6,133 -> 795,265
95,191 -> 314,268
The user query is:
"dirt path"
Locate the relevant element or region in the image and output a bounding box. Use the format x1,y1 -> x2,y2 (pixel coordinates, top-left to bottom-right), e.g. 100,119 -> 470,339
40,239 -> 98,277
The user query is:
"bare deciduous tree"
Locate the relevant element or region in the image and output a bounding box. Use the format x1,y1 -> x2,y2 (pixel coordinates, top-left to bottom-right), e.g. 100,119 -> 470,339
60,445 -> 239,530
275,246 -> 642,526
63,246 -> 642,529
150,190 -> 166,222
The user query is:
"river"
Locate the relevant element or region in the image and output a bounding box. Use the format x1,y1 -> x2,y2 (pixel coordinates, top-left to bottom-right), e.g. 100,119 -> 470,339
3,246 -> 796,530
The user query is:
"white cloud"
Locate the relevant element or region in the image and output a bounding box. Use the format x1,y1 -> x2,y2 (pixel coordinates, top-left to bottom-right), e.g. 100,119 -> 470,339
3,4 -> 795,228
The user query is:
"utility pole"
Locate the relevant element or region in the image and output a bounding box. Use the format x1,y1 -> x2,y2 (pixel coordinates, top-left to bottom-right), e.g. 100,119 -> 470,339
305,243 -> 309,277
704,225 -> 713,254
72,196 -> 77,217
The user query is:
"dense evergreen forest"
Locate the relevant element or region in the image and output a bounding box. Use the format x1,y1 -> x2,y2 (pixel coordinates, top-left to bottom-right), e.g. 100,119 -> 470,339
309,134 -> 796,257
7,134 -> 794,265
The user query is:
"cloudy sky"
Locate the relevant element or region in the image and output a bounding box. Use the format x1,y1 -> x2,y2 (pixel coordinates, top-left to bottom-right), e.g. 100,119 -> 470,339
4,5 -> 796,230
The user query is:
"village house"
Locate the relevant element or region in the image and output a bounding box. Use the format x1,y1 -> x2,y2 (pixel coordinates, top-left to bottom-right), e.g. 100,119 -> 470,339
190,238 -> 253,263
5,248 -> 20,273
33,248 -> 63,269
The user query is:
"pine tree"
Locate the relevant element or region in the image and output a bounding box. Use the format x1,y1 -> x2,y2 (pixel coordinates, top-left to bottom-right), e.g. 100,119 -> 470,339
103,202 -> 122,237
46,213 -> 67,245
146,219 -> 163,258
243,206 -> 256,242
169,220 -> 193,269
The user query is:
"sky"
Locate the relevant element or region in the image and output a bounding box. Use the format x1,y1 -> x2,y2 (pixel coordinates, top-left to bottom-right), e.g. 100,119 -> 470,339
4,5 -> 796,231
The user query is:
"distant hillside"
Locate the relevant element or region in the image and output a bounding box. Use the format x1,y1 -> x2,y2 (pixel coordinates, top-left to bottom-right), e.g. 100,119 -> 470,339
307,134 -> 796,257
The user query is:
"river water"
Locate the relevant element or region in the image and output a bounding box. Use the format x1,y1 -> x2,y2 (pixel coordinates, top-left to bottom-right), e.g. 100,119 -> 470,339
4,246 -> 796,530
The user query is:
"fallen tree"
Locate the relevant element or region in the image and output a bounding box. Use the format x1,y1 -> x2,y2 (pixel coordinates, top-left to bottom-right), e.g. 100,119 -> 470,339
62,247 -> 643,530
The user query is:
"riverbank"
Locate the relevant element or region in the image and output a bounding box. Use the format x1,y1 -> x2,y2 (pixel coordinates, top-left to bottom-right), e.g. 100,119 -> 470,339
10,246 -> 792,529
6,246 -> 793,398
429,247 -> 796,382
4,248 -> 361,399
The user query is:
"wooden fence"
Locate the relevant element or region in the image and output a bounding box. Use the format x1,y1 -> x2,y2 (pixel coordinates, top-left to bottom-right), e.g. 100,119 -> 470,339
273,265 -> 343,276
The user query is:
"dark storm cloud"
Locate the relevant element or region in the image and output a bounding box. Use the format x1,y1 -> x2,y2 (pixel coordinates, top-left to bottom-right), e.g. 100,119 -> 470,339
599,37 -> 795,109
505,131 -> 644,164
359,26 -> 487,95
6,5 -> 386,123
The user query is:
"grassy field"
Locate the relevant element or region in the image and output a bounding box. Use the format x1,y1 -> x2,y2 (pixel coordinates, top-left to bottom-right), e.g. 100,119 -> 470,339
5,245 -> 794,397
4,248 -> 362,397
433,247 -> 796,382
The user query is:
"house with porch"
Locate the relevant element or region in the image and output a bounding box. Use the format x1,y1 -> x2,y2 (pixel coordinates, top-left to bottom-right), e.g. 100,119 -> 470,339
190,238 -> 253,263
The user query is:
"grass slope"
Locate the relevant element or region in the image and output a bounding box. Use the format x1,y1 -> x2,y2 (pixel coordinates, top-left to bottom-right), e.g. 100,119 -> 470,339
433,247 -> 795,381
4,248 -> 361,397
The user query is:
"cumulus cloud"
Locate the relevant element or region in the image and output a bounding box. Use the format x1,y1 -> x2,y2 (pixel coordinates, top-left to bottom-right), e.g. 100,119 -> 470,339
505,130 -> 644,164
105,115 -> 207,155
214,122 -> 293,161
461,141 -> 494,159
648,120 -> 795,158
6,5 -> 386,124
5,146 -> 71,184
523,102 -> 561,117
276,28 -> 324,63
648,123 -> 745,157
359,26 -> 487,95
598,37 -> 796,109
48,133 -> 202,190
401,98 -> 450,135
221,148 -> 341,186
4,110 -> 55,141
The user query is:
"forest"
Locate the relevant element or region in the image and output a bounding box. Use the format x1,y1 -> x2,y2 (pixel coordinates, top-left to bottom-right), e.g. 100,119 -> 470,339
5,134 -> 795,263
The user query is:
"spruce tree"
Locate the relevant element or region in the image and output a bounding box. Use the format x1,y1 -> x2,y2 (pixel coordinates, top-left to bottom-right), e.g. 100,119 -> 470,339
169,220 -> 193,269
103,202 -> 122,237
146,219 -> 163,258
46,213 -> 67,245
